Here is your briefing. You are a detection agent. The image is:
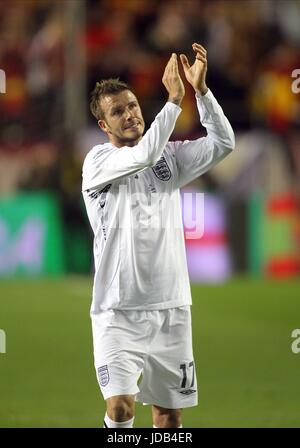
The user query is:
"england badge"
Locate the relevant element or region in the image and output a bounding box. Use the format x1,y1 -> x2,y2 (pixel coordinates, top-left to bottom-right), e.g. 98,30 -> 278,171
98,365 -> 110,387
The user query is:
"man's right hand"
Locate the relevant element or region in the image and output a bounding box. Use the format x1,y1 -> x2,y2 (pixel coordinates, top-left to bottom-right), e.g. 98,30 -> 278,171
162,53 -> 185,106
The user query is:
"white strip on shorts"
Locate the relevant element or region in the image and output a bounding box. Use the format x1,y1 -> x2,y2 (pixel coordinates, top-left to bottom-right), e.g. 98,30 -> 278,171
91,306 -> 198,409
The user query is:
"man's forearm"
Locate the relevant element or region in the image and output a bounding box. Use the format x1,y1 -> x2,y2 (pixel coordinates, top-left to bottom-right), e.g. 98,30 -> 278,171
138,100 -> 182,166
168,95 -> 183,106
196,89 -> 235,151
195,84 -> 209,96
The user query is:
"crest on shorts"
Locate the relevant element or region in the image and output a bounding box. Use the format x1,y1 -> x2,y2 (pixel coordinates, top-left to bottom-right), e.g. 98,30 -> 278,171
98,365 -> 110,387
152,156 -> 171,181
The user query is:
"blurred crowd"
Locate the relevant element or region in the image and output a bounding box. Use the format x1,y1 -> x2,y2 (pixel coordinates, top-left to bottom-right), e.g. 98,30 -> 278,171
0,0 -> 300,200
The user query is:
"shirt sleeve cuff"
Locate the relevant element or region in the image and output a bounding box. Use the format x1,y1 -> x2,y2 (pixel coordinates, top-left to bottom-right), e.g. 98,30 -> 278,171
195,89 -> 221,117
166,101 -> 182,112
195,88 -> 213,101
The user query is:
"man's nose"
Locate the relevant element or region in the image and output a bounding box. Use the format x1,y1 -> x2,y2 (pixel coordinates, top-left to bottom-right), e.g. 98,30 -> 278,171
124,108 -> 134,120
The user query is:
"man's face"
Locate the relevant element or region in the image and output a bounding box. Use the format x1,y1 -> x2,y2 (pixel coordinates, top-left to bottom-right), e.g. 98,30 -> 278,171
98,90 -> 145,147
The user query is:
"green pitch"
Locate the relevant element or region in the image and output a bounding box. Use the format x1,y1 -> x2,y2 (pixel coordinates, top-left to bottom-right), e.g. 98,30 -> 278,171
0,276 -> 299,428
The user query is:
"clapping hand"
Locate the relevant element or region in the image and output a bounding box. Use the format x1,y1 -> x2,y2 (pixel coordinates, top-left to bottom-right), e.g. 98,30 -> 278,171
180,43 -> 208,96
162,53 -> 185,106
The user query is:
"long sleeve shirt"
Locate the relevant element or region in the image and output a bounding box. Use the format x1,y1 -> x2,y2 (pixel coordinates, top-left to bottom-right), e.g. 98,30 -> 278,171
82,89 -> 235,314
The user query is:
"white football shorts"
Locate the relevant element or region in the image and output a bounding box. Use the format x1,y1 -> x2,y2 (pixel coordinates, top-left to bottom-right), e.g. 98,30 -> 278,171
91,306 -> 198,409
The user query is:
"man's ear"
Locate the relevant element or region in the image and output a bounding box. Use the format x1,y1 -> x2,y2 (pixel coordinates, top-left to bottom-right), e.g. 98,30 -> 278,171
98,119 -> 109,133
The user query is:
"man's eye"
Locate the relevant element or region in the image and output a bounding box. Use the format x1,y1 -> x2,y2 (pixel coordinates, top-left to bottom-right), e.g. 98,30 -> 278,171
113,109 -> 122,116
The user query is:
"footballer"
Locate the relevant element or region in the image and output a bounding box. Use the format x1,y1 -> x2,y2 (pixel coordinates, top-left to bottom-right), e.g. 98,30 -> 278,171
82,43 -> 235,428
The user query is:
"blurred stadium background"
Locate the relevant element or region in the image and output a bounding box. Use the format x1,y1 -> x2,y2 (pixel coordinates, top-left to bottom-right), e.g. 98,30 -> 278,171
0,0 -> 300,428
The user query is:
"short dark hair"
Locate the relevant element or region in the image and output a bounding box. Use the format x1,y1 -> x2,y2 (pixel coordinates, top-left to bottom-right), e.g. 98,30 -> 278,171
90,78 -> 131,121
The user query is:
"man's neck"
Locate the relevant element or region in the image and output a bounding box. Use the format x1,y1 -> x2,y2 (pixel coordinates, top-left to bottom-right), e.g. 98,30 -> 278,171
109,137 -> 142,148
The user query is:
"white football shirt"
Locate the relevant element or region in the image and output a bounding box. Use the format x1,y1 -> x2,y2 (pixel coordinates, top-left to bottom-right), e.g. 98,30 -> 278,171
82,90 -> 235,314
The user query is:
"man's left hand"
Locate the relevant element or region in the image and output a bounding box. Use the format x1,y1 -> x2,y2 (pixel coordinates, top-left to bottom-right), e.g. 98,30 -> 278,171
180,43 -> 208,96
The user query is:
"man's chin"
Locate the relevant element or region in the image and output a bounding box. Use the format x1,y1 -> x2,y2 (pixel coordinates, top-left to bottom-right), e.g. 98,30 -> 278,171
123,130 -> 142,141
